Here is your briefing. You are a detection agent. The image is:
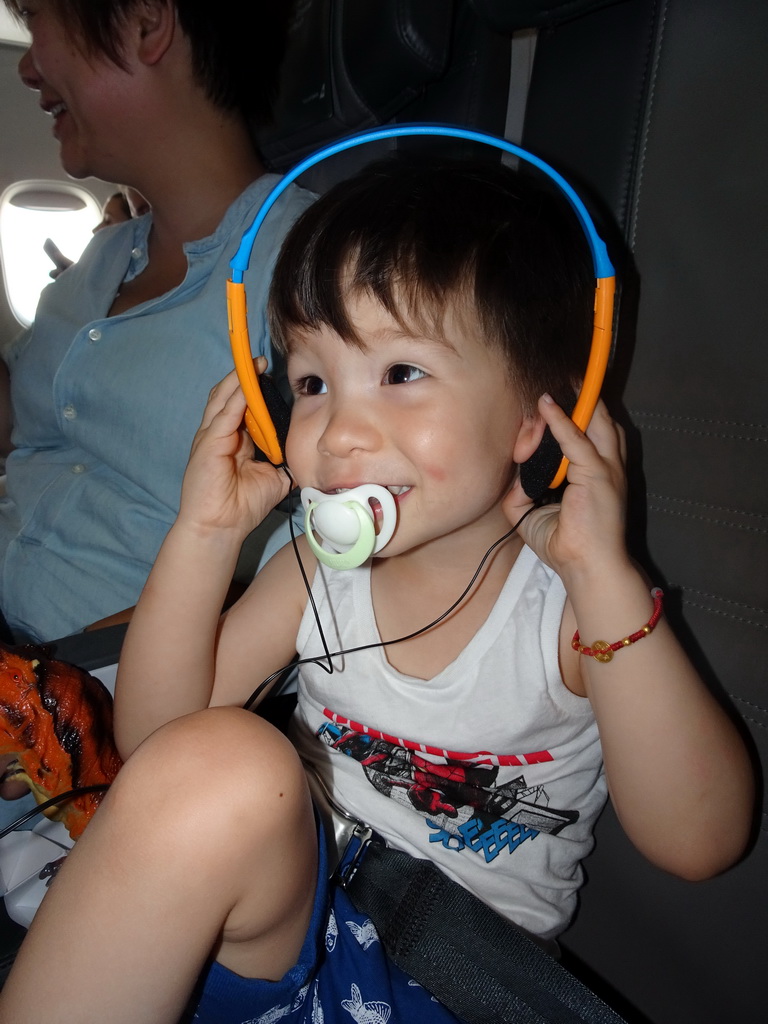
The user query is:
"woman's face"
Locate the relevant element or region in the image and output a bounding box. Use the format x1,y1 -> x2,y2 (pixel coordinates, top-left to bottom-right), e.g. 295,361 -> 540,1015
16,2 -> 132,181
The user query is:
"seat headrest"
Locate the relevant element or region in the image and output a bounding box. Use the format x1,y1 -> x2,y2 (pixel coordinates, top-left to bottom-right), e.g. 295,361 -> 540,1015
257,0 -> 453,170
469,0 -> 628,33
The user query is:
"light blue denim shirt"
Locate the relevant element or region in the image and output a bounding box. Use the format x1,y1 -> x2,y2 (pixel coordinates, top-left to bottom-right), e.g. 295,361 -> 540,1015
0,175 -> 315,641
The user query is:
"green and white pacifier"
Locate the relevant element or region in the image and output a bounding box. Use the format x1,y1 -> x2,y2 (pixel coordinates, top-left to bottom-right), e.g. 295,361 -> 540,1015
300,485 -> 398,570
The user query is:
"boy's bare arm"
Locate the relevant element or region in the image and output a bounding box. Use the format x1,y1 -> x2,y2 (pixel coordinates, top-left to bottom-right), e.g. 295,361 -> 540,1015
564,566 -> 753,879
513,397 -> 755,880
114,369 -> 296,760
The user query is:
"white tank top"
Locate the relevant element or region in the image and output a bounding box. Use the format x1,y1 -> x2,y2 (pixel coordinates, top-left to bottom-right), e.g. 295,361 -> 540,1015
291,544 -> 606,940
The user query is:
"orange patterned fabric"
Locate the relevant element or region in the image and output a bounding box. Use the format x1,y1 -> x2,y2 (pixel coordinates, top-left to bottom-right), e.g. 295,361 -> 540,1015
0,642 -> 122,839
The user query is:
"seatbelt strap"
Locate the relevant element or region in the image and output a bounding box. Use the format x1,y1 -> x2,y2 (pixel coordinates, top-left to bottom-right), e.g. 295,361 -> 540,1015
342,840 -> 627,1024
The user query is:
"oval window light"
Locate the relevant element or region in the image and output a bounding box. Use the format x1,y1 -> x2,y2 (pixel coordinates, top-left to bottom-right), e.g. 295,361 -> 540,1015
0,180 -> 101,327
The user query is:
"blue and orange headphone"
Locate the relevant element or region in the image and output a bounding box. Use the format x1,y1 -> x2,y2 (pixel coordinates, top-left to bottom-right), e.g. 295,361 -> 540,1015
227,125 -> 615,566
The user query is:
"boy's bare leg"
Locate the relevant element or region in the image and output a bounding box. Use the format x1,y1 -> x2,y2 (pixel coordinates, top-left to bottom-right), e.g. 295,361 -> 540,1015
0,707 -> 318,1024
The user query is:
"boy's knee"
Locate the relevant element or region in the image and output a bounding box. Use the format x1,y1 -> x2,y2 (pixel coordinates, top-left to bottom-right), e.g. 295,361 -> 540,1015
164,706 -> 299,774
119,707 -> 307,828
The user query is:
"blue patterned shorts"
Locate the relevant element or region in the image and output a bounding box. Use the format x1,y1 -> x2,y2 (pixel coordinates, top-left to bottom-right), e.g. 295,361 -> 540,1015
191,819 -> 461,1024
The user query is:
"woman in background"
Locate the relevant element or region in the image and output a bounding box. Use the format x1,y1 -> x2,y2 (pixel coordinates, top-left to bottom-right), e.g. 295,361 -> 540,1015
0,0 -> 314,643
0,0 -> 313,820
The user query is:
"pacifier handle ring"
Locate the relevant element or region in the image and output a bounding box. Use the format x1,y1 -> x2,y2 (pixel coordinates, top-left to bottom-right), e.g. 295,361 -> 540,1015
304,501 -> 378,570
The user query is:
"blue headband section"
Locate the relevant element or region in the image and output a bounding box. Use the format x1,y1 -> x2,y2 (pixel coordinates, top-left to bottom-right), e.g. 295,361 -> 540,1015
229,124 -> 615,284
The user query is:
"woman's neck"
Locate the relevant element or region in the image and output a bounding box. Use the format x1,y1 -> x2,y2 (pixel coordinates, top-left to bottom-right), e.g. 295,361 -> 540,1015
139,122 -> 264,246
109,116 -> 264,315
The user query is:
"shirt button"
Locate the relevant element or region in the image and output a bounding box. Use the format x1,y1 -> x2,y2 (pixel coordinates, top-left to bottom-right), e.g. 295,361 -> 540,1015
71,464 -> 86,474
63,404 -> 77,420
88,328 -> 102,342
131,247 -> 142,259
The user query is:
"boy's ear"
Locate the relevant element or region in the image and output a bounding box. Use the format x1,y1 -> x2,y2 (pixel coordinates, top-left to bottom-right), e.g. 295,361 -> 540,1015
134,0 -> 176,67
512,411 -> 547,466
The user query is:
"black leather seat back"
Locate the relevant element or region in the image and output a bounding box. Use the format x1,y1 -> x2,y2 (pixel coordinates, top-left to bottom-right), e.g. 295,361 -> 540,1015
518,3 -> 767,1020
257,0 -> 512,189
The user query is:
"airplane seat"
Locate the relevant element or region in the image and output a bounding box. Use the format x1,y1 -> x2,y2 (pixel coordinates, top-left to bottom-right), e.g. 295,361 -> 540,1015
257,0 -> 514,183
505,3 -> 766,1022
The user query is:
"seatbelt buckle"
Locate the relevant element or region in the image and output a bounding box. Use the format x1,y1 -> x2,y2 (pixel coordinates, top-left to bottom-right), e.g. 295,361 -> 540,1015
302,759 -> 377,884
335,820 -> 375,890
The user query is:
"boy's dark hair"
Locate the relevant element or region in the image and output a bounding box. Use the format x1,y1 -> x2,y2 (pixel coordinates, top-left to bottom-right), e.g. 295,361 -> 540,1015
268,157 -> 596,412
107,191 -> 132,220
4,0 -> 289,125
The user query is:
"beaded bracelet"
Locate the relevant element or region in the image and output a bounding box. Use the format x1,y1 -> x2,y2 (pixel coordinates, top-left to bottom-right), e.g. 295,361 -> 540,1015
571,588 -> 664,663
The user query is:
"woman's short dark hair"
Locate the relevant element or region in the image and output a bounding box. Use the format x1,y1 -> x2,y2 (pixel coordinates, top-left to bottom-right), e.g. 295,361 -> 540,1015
4,0 -> 290,124
268,156 -> 596,412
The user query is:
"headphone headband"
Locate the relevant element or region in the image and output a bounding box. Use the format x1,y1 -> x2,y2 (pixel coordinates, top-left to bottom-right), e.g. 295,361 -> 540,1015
230,124 -> 614,282
228,123 -> 616,489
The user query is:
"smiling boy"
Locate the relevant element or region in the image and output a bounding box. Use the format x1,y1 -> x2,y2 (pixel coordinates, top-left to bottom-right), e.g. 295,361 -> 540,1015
0,158 -> 753,1024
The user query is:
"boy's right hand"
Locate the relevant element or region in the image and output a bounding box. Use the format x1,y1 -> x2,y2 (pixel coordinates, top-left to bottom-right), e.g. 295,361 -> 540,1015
508,395 -> 631,591
178,363 -> 291,540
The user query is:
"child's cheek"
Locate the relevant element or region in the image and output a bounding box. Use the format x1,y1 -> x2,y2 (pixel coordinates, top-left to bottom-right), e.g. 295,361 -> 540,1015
424,462 -> 449,483
283,431 -> 305,482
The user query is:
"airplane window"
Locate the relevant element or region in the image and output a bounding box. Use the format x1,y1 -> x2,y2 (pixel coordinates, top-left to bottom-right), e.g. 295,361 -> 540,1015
0,180 -> 101,327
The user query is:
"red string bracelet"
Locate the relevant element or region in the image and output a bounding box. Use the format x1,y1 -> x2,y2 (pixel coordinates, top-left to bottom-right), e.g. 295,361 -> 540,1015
572,588 -> 664,663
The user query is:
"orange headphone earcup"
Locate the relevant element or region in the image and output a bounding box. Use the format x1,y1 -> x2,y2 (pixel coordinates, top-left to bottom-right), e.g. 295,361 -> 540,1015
253,374 -> 291,463
519,427 -> 564,501
519,394 -> 575,501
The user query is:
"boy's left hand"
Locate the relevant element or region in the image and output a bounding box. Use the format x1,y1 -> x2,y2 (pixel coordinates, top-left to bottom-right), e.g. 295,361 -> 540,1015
179,364 -> 290,540
505,395 -> 631,586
